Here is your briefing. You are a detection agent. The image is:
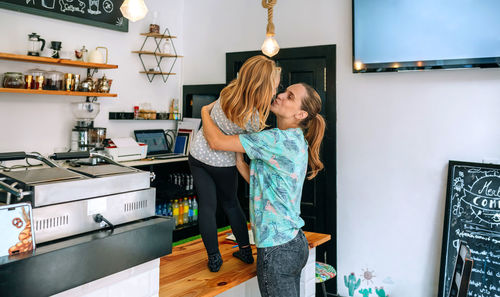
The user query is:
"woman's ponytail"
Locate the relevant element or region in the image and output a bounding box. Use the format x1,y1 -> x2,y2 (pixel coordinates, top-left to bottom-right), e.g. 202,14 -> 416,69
299,83 -> 326,180
304,114 -> 325,179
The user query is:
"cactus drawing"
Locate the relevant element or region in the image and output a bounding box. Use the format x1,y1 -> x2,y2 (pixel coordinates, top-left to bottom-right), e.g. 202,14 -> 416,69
375,287 -> 389,297
359,288 -> 372,297
344,273 -> 361,297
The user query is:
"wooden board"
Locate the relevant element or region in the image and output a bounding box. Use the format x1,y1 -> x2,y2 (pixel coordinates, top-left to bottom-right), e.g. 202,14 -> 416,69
140,33 -> 177,39
0,52 -> 118,69
132,51 -> 183,58
159,230 -> 330,297
0,0 -> 128,32
139,71 -> 176,75
0,88 -> 117,97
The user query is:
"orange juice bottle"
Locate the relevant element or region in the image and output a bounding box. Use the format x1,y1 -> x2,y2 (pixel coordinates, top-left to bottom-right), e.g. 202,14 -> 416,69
172,199 -> 179,227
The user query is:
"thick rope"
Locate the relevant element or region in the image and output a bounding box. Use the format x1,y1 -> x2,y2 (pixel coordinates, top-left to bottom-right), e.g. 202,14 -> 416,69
262,0 -> 276,36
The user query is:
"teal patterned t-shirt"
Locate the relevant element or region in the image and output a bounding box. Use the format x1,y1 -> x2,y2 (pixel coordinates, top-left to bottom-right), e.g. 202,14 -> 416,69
239,128 -> 307,248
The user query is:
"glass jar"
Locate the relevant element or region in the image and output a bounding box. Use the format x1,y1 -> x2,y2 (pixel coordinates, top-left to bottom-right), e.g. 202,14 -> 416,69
3,72 -> 25,88
27,68 -> 46,90
44,70 -> 64,90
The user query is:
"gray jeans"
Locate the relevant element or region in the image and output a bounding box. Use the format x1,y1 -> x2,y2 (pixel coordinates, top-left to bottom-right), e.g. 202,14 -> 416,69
256,230 -> 309,297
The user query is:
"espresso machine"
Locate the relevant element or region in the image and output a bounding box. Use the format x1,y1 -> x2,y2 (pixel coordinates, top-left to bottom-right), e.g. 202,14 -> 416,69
70,101 -> 106,153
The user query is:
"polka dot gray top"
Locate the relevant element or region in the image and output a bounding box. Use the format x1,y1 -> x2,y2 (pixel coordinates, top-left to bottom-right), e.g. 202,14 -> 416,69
190,99 -> 259,167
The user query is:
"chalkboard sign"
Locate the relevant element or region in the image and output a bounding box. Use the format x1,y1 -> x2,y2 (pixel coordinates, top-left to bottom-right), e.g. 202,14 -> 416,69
438,161 -> 500,297
0,0 -> 128,32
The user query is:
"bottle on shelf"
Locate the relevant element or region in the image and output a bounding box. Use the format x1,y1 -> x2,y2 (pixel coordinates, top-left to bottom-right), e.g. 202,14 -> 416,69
156,203 -> 162,216
167,200 -> 173,217
172,199 -> 179,226
188,197 -> 193,223
192,196 -> 198,223
183,197 -> 189,224
161,201 -> 168,216
179,198 -> 184,226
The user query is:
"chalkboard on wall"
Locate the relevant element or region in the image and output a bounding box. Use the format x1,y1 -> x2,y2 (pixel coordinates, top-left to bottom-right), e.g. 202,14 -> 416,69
438,161 -> 500,297
0,0 -> 128,32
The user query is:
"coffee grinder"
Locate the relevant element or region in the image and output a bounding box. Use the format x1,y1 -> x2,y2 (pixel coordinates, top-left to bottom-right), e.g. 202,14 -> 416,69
70,101 -> 106,153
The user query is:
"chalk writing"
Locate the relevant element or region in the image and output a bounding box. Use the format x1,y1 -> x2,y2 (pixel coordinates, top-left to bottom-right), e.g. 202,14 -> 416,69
0,0 -> 126,32
439,162 -> 500,297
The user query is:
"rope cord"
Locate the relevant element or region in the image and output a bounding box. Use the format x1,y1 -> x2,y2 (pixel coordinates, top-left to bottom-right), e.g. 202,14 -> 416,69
262,0 -> 277,36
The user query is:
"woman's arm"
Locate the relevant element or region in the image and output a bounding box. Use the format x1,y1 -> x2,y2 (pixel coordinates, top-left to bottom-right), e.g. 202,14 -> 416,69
235,153 -> 250,184
201,104 -> 246,153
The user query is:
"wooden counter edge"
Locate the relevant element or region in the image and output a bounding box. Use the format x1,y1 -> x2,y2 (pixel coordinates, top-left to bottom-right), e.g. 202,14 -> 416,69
159,230 -> 331,297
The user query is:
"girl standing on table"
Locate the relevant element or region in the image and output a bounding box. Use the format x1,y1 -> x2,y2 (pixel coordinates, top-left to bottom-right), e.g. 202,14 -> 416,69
188,55 -> 281,272
201,83 -> 326,297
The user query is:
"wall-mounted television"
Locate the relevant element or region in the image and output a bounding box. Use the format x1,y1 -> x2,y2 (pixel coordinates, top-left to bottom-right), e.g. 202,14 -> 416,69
352,0 -> 500,73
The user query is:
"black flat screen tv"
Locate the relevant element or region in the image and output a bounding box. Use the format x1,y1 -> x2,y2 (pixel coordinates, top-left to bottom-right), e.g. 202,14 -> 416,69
352,0 -> 500,73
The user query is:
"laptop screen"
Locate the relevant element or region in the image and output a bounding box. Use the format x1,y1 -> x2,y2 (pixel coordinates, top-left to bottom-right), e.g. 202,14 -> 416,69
134,130 -> 170,155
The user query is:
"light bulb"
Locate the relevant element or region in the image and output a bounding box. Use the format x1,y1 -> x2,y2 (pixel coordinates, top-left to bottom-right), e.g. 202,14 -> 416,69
120,0 -> 148,22
261,35 -> 279,57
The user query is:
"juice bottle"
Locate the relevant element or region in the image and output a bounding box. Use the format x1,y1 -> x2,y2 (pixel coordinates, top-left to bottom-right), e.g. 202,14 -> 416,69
167,200 -> 173,217
179,199 -> 185,225
192,196 -> 198,222
183,198 -> 189,224
172,199 -> 179,226
188,197 -> 193,223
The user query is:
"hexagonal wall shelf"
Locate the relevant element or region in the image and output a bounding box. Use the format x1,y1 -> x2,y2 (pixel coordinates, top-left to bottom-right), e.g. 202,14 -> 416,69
132,27 -> 183,83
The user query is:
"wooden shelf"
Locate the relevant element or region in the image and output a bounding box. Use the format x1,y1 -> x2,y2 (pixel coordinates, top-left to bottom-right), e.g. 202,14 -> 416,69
139,71 -> 176,75
0,88 -> 117,97
131,51 -> 183,58
140,33 -> 177,39
0,52 -> 118,69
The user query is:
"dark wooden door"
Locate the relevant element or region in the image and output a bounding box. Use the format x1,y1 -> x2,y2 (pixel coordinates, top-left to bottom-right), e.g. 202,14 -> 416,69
227,45 -> 337,295
277,58 -> 327,234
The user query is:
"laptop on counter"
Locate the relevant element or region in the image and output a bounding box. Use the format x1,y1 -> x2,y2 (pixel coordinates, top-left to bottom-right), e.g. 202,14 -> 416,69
134,129 -> 184,159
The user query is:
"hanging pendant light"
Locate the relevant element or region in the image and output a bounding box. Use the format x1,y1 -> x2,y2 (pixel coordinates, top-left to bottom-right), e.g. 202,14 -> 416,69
261,0 -> 279,57
120,0 -> 148,22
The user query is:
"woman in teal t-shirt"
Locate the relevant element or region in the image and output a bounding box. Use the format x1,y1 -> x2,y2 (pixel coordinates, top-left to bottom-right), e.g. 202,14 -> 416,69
201,83 -> 326,297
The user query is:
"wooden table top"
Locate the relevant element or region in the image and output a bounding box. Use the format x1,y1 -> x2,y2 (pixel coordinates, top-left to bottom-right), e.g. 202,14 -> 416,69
159,230 -> 331,297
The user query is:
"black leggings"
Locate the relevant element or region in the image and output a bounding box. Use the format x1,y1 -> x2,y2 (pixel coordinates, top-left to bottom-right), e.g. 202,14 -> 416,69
188,155 -> 250,255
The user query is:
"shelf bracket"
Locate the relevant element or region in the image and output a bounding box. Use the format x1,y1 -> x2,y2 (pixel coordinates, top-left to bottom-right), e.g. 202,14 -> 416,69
135,27 -> 179,84
87,68 -> 98,77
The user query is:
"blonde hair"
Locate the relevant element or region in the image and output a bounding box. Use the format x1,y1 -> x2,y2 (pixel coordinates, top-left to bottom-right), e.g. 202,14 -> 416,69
220,55 -> 281,131
299,83 -> 326,180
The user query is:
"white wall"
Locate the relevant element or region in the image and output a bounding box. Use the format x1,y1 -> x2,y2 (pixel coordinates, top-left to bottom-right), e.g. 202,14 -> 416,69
182,1 -> 500,297
0,0 -> 184,155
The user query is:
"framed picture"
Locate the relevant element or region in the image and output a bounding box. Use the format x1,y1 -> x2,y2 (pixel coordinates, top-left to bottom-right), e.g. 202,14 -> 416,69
0,203 -> 35,258
174,131 -> 191,155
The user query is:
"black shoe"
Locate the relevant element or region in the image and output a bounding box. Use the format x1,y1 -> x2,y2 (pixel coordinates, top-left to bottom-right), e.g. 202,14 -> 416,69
207,252 -> 223,272
233,246 -> 254,264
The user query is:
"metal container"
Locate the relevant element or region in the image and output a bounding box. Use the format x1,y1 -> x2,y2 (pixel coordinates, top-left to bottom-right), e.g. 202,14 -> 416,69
73,74 -> 80,91
64,73 -> 73,91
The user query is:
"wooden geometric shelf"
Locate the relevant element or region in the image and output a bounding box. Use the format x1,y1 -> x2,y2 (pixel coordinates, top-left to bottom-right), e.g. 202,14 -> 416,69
0,52 -> 118,69
140,33 -> 177,39
139,71 -> 176,75
0,88 -> 117,97
132,51 -> 182,58
133,28 -> 182,83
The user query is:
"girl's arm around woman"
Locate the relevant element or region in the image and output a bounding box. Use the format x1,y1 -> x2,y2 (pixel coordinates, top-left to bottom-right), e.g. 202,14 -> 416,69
201,103 -> 245,153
